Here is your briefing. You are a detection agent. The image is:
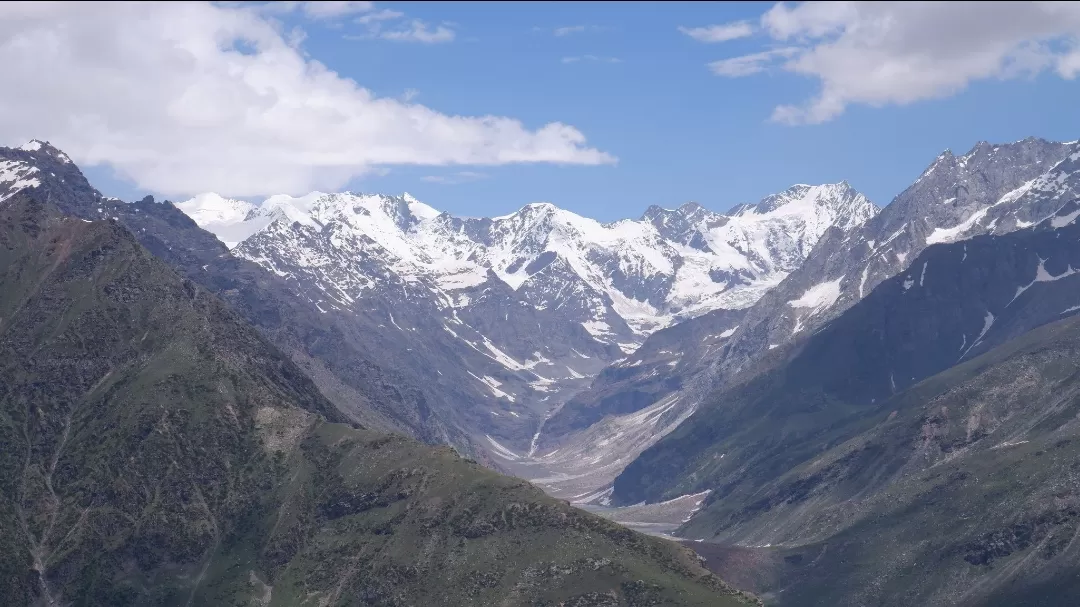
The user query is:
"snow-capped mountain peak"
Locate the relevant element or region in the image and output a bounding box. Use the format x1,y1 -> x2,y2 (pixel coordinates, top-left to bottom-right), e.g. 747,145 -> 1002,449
732,181 -> 874,229
177,182 -> 878,343
174,191 -> 328,248
713,137 -> 1078,381
176,192 -> 254,226
16,139 -> 71,163
403,191 -> 441,220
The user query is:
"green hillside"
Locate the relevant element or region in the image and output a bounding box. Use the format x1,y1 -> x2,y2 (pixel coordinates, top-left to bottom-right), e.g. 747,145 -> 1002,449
0,193 -> 757,607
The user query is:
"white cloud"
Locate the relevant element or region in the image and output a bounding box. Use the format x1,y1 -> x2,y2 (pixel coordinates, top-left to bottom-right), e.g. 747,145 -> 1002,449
548,25 -> 607,37
378,20 -> 455,43
714,2 -> 1080,124
355,8 -> 404,25
678,21 -> 755,43
0,2 -> 613,198
310,1 -> 453,44
255,1 -> 374,20
709,47 -> 797,76
562,55 -> 622,64
335,3 -> 453,44
421,171 -> 489,184
555,25 -> 588,37
300,1 -> 374,19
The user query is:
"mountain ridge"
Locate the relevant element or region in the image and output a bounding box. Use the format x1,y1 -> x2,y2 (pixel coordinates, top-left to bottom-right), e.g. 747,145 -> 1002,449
0,140 -> 494,457
177,180 -> 879,340
169,170 -> 878,456
519,136 -> 1080,506
0,190 -> 758,607
613,205 -> 1080,603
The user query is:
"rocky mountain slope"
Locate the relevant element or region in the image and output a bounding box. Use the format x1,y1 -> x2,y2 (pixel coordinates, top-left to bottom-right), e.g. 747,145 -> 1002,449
534,137 -> 1080,504
610,197 -> 1080,605
173,171 -> 874,456
0,140 -> 878,462
716,137 -> 1078,384
615,195 -> 1080,503
179,182 -> 877,341
0,192 -> 758,607
0,140 -> 493,456
708,314 -> 1080,607
500,308 -> 748,502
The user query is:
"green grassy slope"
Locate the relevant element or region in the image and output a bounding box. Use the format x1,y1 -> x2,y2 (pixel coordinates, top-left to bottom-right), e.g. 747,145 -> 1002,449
0,193 -> 757,607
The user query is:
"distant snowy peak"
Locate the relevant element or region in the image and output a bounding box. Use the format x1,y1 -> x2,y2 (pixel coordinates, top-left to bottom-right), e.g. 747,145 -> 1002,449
175,191 -> 329,248
723,137 -> 1078,370
175,192 -> 254,226
643,182 -> 878,256
641,202 -> 726,250
743,182 -> 878,230
403,192 -> 441,220
177,181 -> 877,340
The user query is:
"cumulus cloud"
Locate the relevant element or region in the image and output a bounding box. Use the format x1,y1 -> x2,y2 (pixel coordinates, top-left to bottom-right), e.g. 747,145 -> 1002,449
710,1 -> 1080,124
0,2 -> 613,198
678,21 -> 755,43
421,171 -> 489,184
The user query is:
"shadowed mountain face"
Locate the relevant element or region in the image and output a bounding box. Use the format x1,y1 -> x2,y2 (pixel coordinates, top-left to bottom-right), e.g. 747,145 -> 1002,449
0,140 -> 487,456
615,198 -> 1080,505
610,198 -> 1080,605
539,308 -> 747,445
686,313 -> 1080,607
0,193 -> 759,607
718,138 -> 1078,381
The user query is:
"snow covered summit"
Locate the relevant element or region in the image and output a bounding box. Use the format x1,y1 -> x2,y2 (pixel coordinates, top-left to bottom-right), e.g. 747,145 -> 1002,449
176,183 -> 878,343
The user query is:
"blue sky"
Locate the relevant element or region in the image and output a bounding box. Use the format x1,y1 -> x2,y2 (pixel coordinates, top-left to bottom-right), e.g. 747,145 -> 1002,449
12,1 -> 1080,221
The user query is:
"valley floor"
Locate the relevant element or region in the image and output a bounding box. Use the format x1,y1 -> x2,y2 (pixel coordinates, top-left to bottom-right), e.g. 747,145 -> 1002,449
493,392 -> 700,503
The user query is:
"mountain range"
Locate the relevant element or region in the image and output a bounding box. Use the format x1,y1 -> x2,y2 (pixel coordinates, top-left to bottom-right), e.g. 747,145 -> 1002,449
171,177 -> 876,458
526,137 -> 1080,502
0,176 -> 757,604
615,197 -> 1080,605
178,182 -> 876,340
5,133 -> 1080,606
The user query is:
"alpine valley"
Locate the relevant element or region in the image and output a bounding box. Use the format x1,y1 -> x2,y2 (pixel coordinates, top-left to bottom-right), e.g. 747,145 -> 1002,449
0,191 -> 756,607
4,133 -> 1080,607
172,178 -> 877,463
